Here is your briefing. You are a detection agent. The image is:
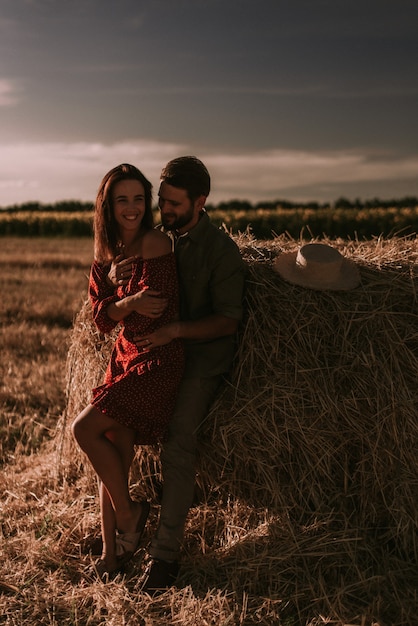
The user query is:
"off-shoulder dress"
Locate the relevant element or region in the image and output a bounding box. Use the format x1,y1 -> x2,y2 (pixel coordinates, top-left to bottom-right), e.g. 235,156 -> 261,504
89,252 -> 185,444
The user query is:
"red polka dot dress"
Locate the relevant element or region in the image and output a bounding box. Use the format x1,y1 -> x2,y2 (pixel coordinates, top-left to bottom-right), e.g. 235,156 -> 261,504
89,252 -> 185,444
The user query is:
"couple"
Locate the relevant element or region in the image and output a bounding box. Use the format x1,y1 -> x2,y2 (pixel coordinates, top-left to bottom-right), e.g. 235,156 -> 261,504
72,156 -> 246,593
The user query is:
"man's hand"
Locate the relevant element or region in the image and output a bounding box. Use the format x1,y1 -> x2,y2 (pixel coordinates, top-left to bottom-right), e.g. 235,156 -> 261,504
134,322 -> 179,352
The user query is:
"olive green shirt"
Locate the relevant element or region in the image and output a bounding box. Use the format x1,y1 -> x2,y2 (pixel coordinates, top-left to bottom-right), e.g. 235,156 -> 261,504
163,211 -> 245,377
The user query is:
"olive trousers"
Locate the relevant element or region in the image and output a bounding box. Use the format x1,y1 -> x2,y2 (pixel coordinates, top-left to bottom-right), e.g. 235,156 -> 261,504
149,375 -> 222,562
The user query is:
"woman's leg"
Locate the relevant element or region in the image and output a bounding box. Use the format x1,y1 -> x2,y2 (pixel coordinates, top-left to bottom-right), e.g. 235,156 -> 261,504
99,427 -> 138,566
98,479 -> 117,564
72,405 -> 140,534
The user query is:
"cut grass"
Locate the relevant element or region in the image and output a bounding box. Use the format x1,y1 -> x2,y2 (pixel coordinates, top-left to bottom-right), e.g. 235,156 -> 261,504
2,234 -> 418,625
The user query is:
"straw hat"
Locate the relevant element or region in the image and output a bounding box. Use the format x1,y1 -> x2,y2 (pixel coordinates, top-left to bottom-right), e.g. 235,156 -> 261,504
273,243 -> 360,291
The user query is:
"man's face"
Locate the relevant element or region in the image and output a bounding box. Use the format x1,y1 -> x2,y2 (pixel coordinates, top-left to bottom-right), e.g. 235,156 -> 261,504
158,181 -> 204,234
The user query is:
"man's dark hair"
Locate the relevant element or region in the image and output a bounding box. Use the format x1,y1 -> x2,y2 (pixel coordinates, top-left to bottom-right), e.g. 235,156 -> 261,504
160,156 -> 211,202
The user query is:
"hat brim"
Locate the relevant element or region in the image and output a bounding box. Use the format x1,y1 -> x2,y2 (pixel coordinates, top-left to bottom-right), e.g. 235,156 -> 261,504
273,251 -> 360,291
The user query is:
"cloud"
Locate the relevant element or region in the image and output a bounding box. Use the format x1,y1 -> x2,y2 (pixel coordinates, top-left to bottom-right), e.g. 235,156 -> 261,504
206,150 -> 418,202
0,140 -> 186,205
0,140 -> 417,207
0,78 -> 20,106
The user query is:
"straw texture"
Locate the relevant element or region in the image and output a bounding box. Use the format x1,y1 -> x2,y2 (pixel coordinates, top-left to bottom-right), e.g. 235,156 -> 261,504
62,233 -> 418,624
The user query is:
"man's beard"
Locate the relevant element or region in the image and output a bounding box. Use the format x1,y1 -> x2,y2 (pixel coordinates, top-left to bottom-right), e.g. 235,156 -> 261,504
160,206 -> 195,231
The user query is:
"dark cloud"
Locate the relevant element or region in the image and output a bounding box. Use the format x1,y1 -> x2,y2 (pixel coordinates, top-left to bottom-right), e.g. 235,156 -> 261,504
0,0 -> 417,203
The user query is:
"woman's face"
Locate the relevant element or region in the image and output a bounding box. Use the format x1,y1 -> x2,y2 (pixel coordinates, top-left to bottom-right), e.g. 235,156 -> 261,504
112,179 -> 146,234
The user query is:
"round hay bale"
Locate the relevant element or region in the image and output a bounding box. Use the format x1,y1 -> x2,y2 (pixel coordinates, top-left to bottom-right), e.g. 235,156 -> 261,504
61,234 -> 418,559
199,233 -> 418,558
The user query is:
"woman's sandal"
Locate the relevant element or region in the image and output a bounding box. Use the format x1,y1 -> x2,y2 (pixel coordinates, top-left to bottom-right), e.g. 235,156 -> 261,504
84,501 -> 150,581
115,500 -> 150,562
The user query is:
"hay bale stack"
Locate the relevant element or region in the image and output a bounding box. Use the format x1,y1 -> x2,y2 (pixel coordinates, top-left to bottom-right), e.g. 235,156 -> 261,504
63,234 -> 418,558
58,298 -> 118,476
199,235 -> 418,558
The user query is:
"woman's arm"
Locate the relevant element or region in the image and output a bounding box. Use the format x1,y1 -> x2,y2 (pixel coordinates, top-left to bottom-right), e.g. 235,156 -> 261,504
106,289 -> 167,321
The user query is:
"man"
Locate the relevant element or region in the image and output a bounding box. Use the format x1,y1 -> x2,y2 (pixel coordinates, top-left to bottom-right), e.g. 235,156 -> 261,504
135,156 -> 245,593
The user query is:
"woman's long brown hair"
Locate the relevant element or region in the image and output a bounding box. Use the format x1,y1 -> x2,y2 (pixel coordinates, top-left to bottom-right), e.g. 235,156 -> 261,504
93,163 -> 153,263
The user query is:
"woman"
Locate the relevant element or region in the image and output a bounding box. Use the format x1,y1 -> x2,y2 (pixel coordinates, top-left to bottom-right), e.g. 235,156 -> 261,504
72,164 -> 184,579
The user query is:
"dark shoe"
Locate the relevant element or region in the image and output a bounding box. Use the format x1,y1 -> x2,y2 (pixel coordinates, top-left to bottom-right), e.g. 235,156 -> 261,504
139,558 -> 179,596
85,556 -> 126,582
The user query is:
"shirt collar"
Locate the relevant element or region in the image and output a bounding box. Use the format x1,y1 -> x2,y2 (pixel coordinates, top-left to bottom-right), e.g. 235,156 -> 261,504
176,209 -> 208,242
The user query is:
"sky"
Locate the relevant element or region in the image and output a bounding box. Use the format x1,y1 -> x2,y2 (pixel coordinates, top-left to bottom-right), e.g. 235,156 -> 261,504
1,0 -> 418,207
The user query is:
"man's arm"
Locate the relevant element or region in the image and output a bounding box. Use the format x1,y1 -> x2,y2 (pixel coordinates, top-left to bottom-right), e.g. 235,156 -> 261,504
134,314 -> 239,351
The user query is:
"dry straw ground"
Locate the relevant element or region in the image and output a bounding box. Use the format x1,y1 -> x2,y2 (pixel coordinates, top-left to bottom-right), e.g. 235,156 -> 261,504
1,233 -> 418,625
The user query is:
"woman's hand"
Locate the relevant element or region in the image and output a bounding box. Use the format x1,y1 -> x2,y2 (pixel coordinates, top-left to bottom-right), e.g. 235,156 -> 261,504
106,288 -> 167,322
128,289 -> 168,318
107,255 -> 135,287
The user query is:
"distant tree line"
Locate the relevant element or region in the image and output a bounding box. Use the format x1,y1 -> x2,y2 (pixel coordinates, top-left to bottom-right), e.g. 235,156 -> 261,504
1,200 -> 94,213
208,196 -> 418,211
1,196 -> 418,213
1,196 -> 418,239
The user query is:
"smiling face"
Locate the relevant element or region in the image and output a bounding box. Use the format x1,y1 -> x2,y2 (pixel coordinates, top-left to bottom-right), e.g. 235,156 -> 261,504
112,179 -> 146,236
158,181 -> 206,234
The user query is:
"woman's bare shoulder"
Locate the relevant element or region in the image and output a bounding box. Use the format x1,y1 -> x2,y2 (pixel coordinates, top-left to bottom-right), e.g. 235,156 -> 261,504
142,228 -> 172,258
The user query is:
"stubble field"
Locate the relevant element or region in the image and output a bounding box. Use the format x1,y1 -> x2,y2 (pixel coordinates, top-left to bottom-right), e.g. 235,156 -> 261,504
1,237 -> 278,626
1,235 -> 417,626
1,238 -> 92,465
